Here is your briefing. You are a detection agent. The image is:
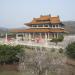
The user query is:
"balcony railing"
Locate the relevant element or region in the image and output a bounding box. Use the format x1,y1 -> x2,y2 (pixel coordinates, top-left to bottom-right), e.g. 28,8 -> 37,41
31,27 -> 64,29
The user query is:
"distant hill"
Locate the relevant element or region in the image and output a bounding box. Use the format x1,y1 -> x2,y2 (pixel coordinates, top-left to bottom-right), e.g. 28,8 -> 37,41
63,21 -> 75,26
0,27 -> 8,37
0,27 -> 8,33
63,21 -> 75,34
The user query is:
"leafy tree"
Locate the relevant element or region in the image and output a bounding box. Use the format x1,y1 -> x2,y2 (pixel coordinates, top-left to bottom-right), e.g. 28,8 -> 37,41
66,42 -> 75,59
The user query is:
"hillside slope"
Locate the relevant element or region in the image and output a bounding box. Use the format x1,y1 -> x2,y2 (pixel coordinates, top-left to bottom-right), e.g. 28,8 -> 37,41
63,21 -> 75,34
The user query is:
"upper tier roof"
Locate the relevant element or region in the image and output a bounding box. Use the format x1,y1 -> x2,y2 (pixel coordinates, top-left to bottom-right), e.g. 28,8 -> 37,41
25,15 -> 61,26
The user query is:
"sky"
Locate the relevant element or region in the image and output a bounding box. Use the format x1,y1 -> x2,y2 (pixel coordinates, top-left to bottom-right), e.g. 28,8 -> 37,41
0,0 -> 75,28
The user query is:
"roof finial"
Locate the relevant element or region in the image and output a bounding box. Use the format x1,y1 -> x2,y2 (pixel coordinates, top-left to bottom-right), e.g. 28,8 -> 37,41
33,18 -> 36,20
57,15 -> 59,18
49,14 -> 51,17
40,15 -> 43,17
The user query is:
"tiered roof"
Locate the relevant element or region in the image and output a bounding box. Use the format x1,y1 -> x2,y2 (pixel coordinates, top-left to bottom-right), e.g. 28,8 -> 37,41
25,15 -> 60,26
11,15 -> 64,33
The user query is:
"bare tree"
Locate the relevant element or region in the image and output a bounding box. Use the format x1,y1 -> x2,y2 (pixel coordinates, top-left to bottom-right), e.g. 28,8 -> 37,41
19,46 -> 66,75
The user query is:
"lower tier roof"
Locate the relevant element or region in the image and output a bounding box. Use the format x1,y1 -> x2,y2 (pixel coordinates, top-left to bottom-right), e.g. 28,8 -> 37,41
11,28 -> 64,33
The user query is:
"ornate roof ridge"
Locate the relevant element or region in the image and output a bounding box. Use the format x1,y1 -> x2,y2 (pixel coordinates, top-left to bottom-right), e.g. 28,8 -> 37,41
25,15 -> 61,26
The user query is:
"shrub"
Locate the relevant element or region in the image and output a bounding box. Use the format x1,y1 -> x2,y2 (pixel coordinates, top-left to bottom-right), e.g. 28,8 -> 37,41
0,44 -> 24,64
58,35 -> 64,42
66,42 -> 75,59
59,48 -> 63,53
50,35 -> 64,45
51,35 -> 64,42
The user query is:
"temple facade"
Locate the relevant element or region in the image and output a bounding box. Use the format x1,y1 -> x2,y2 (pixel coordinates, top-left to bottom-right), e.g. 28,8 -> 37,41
12,15 -> 64,42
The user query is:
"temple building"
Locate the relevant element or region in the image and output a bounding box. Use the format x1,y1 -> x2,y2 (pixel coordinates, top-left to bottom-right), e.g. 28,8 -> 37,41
12,15 -> 64,42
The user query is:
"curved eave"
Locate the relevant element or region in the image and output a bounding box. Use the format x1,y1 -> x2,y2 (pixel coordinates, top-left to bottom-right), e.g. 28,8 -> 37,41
25,22 -> 61,26
24,23 -> 31,26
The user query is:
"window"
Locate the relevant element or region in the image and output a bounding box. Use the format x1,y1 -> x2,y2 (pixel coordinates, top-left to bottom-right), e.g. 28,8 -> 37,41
38,24 -> 43,27
53,25 -> 55,27
44,24 -> 48,27
55,25 -> 58,28
32,25 -> 37,27
49,24 -> 52,27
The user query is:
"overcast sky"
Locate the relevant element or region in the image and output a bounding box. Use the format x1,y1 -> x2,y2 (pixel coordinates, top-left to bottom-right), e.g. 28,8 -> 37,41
0,0 -> 75,28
